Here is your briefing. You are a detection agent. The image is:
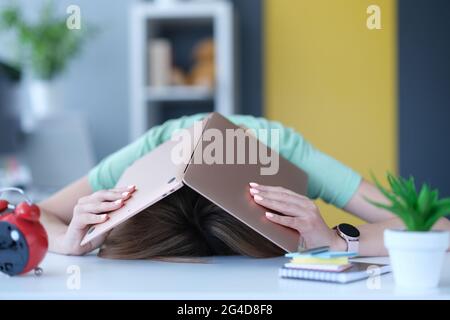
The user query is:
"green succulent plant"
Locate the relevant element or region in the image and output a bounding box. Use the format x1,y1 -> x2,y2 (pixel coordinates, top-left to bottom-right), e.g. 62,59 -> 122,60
368,172 -> 450,232
0,0 -> 93,80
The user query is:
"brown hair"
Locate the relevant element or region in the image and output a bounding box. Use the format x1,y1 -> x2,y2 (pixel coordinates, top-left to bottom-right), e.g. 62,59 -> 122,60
98,186 -> 284,259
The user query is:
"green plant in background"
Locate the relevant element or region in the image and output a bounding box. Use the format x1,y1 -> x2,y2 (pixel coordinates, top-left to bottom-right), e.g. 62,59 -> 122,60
0,0 -> 93,80
368,172 -> 450,232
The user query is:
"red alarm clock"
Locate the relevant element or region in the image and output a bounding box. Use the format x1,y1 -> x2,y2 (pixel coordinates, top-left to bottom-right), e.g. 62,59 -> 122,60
0,188 -> 48,276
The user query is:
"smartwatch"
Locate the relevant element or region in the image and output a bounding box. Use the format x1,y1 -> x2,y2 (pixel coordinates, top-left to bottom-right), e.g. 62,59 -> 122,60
333,223 -> 360,254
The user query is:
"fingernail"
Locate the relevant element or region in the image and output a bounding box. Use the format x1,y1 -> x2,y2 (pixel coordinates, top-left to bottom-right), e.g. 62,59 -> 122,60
249,182 -> 259,187
249,188 -> 259,194
265,212 -> 274,218
254,195 -> 263,201
127,185 -> 135,190
114,199 -> 123,205
122,192 -> 130,198
100,214 -> 108,219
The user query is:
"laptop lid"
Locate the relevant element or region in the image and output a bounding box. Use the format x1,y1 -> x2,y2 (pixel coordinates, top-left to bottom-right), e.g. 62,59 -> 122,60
81,113 -> 308,252
80,121 -> 204,246
183,113 -> 308,252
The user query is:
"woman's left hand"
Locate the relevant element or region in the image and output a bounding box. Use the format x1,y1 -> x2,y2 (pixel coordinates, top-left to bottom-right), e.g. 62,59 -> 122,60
249,183 -> 346,251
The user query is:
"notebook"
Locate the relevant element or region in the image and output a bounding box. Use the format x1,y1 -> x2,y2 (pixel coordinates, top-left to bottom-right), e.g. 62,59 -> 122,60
279,262 -> 391,284
290,257 -> 349,265
284,263 -> 353,272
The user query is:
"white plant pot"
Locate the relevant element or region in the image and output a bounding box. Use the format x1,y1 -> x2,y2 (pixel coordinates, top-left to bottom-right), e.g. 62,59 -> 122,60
384,229 -> 449,289
28,79 -> 63,120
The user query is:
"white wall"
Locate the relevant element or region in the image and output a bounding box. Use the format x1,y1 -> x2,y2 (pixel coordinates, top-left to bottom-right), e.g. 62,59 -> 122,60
0,0 -> 137,160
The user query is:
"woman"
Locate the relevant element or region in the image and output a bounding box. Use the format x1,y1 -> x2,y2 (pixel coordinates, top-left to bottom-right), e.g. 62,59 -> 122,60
99,186 -> 284,259
39,113 -> 450,257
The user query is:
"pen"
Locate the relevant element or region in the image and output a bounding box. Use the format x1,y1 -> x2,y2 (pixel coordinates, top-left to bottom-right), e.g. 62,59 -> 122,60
298,246 -> 330,255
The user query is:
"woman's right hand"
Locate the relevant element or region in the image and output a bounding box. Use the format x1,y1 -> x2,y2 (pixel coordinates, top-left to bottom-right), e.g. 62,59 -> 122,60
59,185 -> 136,255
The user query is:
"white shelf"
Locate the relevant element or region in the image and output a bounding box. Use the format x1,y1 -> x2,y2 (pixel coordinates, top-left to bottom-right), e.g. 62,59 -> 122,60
129,0 -> 236,140
145,86 -> 214,102
133,1 -> 229,19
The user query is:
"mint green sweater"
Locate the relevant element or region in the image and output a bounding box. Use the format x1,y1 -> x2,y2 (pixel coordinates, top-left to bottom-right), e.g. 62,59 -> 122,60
88,114 -> 361,208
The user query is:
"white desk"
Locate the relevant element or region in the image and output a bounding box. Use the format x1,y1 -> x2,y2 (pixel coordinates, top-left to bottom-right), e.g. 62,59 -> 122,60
1,253 -> 450,299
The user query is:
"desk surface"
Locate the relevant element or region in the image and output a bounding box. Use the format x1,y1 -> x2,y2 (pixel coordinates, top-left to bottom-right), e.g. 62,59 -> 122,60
1,253 -> 450,299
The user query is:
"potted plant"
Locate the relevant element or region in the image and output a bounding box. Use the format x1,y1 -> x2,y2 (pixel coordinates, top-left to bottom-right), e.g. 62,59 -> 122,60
369,173 -> 450,289
0,1 -> 93,123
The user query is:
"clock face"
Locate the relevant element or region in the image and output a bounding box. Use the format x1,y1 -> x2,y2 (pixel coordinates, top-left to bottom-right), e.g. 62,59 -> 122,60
0,221 -> 29,276
340,223 -> 360,238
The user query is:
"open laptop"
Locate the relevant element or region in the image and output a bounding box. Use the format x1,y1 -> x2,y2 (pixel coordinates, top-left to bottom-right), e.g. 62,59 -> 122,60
81,113 -> 308,252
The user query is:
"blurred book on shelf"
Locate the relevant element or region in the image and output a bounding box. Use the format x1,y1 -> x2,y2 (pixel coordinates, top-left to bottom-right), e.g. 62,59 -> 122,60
148,38 -> 173,87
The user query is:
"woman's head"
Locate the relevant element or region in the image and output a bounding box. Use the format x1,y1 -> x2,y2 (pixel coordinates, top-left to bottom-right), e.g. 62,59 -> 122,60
98,186 -> 284,259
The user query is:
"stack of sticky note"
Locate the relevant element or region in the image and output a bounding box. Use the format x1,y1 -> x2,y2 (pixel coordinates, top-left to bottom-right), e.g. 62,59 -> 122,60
283,251 -> 357,272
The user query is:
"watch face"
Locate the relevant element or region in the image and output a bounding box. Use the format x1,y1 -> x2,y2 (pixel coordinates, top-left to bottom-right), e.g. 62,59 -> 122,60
339,223 -> 360,238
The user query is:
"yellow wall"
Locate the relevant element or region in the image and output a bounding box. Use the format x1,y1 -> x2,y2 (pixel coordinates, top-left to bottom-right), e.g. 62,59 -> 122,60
265,0 -> 397,227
